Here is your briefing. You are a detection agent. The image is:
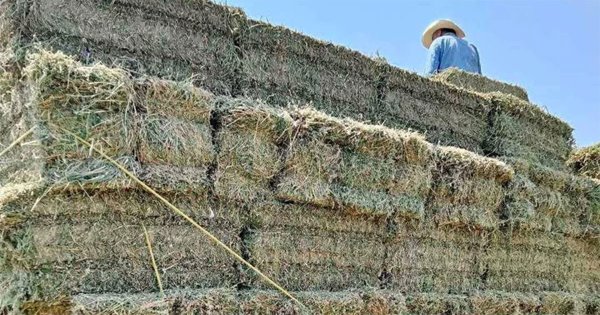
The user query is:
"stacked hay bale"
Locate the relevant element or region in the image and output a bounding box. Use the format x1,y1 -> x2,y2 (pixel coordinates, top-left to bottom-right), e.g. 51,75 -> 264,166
433,68 -> 529,101
484,93 -> 574,169
568,143 -> 600,180
378,64 -> 491,153
6,0 -> 244,94
0,51 -> 242,312
384,148 -> 512,295
238,19 -> 379,120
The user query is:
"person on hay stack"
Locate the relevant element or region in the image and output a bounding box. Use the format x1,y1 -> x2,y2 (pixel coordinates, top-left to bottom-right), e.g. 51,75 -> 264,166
423,19 -> 482,76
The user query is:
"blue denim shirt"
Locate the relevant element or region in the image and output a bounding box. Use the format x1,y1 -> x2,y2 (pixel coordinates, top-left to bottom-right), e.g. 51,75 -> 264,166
424,33 -> 481,76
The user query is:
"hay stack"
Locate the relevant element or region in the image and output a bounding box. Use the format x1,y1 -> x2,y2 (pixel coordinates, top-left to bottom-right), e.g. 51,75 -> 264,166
214,100 -> 293,202
245,200 -> 388,291
433,68 -> 529,101
277,107 -> 433,218
137,78 -> 215,193
485,93 -> 573,169
568,143 -> 600,180
9,0 -> 244,94
238,19 -> 378,117
429,146 -> 513,230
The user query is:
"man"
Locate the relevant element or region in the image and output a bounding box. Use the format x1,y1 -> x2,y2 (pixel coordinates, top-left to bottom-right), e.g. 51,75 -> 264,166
423,19 -> 481,76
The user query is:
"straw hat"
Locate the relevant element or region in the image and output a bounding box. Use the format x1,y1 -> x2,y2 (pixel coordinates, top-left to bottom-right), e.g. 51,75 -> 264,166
422,19 -> 465,49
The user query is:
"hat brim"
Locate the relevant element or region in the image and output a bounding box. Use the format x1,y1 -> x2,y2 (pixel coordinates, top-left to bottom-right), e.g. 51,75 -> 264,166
422,20 -> 466,49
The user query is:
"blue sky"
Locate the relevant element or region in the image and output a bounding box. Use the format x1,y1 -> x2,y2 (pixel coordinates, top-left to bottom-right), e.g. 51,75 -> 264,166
224,0 -> 599,147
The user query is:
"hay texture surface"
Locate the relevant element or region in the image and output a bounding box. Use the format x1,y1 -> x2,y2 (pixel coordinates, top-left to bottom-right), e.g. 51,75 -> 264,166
245,200 -> 388,291
568,143 -> 600,180
433,67 -> 529,101
379,64 -> 490,153
239,19 -> 378,117
20,0 -> 243,94
277,107 -> 433,218
485,93 -> 573,169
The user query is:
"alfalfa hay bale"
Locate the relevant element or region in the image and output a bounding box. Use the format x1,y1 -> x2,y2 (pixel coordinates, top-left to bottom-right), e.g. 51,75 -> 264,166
214,99 -> 293,202
505,159 -> 597,235
433,67 -> 529,101
539,292 -> 587,315
485,93 -> 573,169
566,237 -> 600,294
378,63 -> 490,153
429,146 -> 513,230
21,49 -> 138,189
482,230 -> 573,293
1,188 -> 242,308
239,19 -> 378,116
469,291 -> 540,314
25,0 -> 242,94
404,293 -> 471,315
277,107 -> 433,217
136,78 -> 215,193
568,143 -> 600,180
239,290 -> 378,315
245,199 -> 387,291
385,221 -> 487,294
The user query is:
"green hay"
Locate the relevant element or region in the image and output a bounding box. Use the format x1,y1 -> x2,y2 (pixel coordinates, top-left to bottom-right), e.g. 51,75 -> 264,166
482,231 -> 573,293
25,0 -> 241,95
239,19 -> 379,117
278,108 -> 433,217
214,100 -> 293,202
485,93 -> 573,169
379,63 -> 491,153
433,67 -> 529,101
239,290 -> 371,315
405,293 -> 471,315
568,143 -> 600,180
137,78 -> 215,169
505,159 -> 597,236
246,200 -> 387,291
385,222 -> 487,294
430,146 -> 513,230
70,289 -> 239,315
469,291 -> 540,315
566,237 -> 600,294
539,292 -> 586,315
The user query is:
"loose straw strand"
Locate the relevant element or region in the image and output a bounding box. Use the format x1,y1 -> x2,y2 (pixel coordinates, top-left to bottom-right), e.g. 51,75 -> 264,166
143,223 -> 165,298
0,127 -> 35,158
59,127 -> 304,308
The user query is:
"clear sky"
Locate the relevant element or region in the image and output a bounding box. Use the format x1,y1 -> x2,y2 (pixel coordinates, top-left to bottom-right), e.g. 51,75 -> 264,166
223,0 -> 599,147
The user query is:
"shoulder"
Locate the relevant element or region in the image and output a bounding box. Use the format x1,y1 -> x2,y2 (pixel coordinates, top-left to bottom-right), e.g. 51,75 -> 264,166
430,36 -> 449,49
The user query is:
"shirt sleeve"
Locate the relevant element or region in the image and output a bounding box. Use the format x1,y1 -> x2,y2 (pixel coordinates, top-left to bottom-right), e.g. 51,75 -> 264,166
424,39 -> 442,76
472,44 -> 482,75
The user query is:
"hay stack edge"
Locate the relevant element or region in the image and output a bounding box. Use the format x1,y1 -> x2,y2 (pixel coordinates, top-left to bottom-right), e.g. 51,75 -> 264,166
1,1 -> 598,314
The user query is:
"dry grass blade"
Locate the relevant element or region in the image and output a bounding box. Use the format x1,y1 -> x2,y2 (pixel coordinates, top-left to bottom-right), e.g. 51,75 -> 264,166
57,126 -> 305,309
0,127 -> 35,158
142,223 -> 164,298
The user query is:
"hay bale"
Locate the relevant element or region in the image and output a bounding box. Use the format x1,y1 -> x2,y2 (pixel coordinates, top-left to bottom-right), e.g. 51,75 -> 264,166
23,0 -> 243,94
385,221 -> 487,294
245,200 -> 387,291
568,143 -> 600,180
239,290 -> 386,315
136,78 -> 215,194
469,291 -> 540,314
430,146 -> 513,230
277,108 -> 433,217
404,293 -> 471,315
433,67 -> 529,101
505,159 -> 597,235
238,19 -> 378,117
17,50 -> 139,189
214,99 -> 293,202
379,64 -> 490,153
1,188 -> 242,308
566,237 -> 600,294
539,292 -> 586,315
482,231 -> 573,293
485,93 -> 573,169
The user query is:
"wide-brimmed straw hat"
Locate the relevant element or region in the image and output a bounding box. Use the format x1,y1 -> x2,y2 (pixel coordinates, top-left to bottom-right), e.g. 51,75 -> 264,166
422,19 -> 465,49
